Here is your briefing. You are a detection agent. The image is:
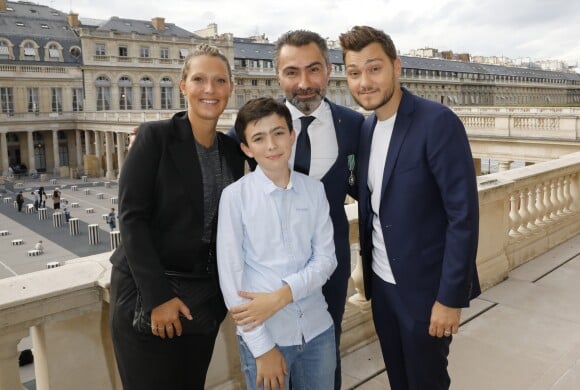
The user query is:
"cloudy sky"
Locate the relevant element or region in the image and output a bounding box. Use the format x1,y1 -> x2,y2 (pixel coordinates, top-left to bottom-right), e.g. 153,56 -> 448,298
41,0 -> 580,65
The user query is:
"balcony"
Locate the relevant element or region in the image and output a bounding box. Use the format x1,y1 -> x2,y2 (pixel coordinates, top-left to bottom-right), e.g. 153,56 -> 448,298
1,151 -> 579,389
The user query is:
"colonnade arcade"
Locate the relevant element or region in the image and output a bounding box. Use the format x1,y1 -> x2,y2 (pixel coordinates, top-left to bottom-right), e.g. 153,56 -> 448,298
0,129 -> 130,179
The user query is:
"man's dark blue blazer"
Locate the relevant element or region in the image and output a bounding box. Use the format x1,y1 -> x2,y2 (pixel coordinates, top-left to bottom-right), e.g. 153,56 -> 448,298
357,88 -> 480,322
228,98 -> 364,338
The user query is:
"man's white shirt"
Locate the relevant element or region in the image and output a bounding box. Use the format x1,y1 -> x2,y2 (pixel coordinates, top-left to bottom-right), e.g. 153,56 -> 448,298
367,115 -> 397,284
286,100 -> 338,180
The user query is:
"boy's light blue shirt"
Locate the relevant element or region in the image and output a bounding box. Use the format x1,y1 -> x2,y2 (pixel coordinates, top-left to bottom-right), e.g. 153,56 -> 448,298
217,165 -> 337,358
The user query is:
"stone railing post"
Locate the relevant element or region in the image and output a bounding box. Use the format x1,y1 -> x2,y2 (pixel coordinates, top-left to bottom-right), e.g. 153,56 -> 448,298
0,331 -> 28,390
476,178 -> 511,289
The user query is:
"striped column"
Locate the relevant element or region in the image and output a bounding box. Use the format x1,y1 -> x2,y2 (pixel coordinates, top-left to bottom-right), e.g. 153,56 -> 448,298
71,202 -> 79,208
111,197 -> 118,205
96,193 -> 104,199
83,189 -> 91,195
12,239 -> 23,246
0,230 -> 9,236
71,185 -> 78,191
110,231 -> 121,250
46,261 -> 61,269
88,224 -> 99,245
3,197 -> 11,204
69,218 -> 79,236
52,212 -> 63,228
81,175 -> 88,182
38,208 -> 48,220
49,179 -> 57,184
25,204 -> 34,214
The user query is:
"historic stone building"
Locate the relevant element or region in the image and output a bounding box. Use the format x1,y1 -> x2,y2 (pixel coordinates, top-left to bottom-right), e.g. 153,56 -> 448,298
232,40 -> 580,108
1,0 -> 579,177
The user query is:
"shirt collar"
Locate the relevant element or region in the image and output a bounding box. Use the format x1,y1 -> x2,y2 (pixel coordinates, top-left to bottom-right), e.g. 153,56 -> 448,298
285,99 -> 329,123
254,165 -> 298,195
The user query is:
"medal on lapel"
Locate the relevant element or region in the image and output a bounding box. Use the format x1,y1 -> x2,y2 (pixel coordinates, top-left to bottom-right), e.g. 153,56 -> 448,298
347,154 -> 355,186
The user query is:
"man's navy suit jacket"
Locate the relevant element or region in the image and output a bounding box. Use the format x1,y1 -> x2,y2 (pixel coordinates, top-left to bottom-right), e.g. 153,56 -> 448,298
357,88 -> 480,321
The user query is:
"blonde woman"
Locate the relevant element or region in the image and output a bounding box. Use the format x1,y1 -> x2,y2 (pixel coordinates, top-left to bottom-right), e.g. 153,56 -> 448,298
109,44 -> 245,389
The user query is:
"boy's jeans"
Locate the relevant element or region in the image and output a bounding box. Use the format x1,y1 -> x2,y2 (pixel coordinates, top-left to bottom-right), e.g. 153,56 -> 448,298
238,325 -> 336,390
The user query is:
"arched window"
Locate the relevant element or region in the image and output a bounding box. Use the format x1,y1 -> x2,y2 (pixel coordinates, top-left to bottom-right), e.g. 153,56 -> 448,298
22,41 -> 39,61
118,75 -> 133,110
0,40 -> 13,60
95,76 -> 111,111
46,42 -> 63,62
140,76 -> 154,110
160,76 -> 173,109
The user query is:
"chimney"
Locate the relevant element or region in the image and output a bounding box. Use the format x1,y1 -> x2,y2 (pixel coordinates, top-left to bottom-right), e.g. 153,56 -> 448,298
68,12 -> 80,28
0,0 -> 7,12
151,17 -> 165,31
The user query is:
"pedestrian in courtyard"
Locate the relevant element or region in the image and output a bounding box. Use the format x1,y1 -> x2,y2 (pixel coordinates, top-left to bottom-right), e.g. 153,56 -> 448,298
107,208 -> 116,231
35,240 -> 44,253
32,189 -> 40,211
63,200 -> 71,222
108,43 -> 245,390
339,25 -> 480,390
39,187 -> 47,208
52,189 -> 61,209
16,191 -> 24,212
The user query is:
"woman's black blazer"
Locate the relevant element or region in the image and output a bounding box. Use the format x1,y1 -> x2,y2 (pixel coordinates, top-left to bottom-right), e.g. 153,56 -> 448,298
110,111 -> 245,312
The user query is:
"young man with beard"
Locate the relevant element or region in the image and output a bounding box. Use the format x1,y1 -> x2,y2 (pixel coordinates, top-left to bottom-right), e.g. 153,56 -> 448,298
228,30 -> 364,389
339,26 -> 480,389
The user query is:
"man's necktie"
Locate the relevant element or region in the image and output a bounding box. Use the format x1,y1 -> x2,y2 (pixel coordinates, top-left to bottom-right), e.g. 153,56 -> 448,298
294,116 -> 315,175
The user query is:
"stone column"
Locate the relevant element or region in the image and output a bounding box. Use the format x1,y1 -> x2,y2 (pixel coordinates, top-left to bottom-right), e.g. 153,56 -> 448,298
52,130 -> 60,175
75,130 -> 83,170
27,132 -> 35,172
1,132 -> 8,176
0,331 -> 28,390
105,132 -> 115,179
116,132 -> 126,178
94,131 -> 102,177
497,160 -> 512,172
473,158 -> 482,176
84,130 -> 91,155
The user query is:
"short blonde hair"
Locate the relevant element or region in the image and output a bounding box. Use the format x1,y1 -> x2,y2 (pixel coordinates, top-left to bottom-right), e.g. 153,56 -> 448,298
180,43 -> 232,82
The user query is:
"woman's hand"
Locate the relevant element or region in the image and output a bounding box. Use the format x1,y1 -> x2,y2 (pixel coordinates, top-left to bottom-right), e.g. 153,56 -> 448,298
150,297 -> 192,339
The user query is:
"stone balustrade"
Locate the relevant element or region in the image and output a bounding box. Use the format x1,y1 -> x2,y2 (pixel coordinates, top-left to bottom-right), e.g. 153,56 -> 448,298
453,106 -> 580,141
0,151 -> 579,389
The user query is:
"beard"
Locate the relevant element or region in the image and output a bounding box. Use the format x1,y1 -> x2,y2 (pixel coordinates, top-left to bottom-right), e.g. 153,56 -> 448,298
287,86 -> 325,114
352,74 -> 396,112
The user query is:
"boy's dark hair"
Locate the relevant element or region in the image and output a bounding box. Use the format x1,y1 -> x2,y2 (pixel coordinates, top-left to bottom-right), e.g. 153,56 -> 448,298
234,97 -> 293,145
274,30 -> 329,71
339,25 -> 398,64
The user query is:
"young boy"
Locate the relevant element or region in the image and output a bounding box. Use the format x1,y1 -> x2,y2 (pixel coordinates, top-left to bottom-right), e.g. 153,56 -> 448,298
217,97 -> 337,389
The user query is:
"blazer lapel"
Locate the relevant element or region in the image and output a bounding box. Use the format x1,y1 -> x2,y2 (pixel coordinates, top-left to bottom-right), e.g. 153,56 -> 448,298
380,89 -> 414,201
358,113 -> 376,202
168,113 -> 204,217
